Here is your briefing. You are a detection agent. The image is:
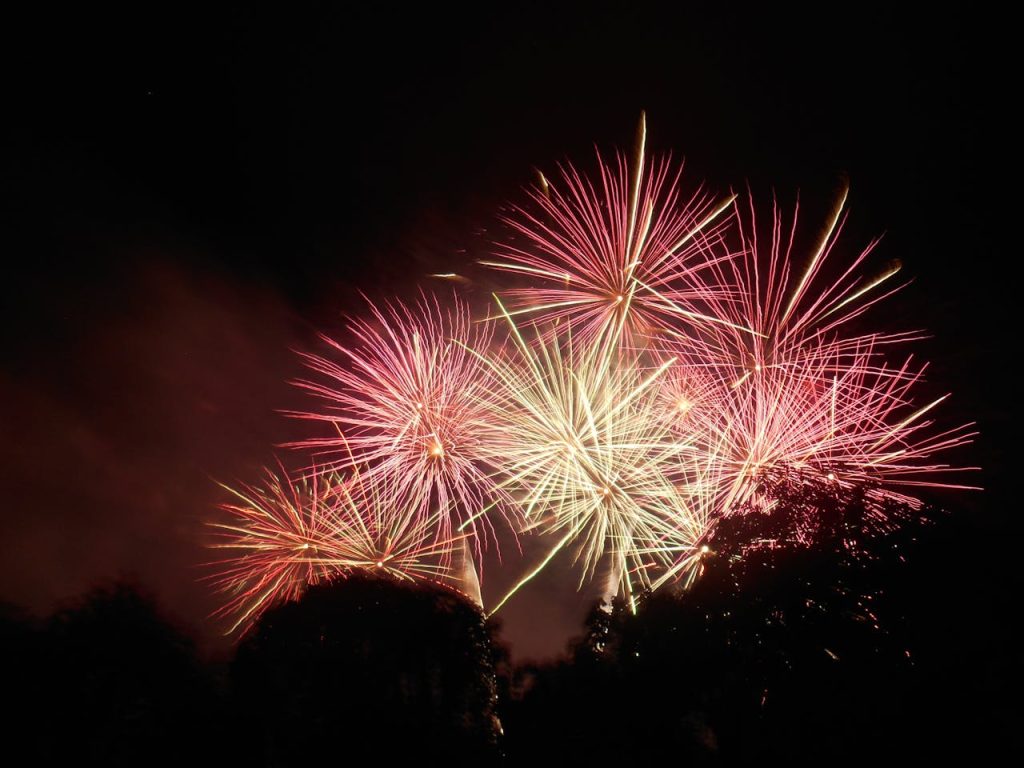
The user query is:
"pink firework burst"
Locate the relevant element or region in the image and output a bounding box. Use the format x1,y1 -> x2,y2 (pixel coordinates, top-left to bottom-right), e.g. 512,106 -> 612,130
663,185 -> 978,511
483,113 -> 738,352
288,292 -> 510,554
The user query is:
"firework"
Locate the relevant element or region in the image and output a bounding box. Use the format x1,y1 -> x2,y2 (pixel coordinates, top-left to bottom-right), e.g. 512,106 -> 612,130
663,187 -> 908,371
664,188 -> 979,513
207,117 -> 978,625
206,466 -> 461,634
289,292 -> 510,553
483,113 -> 740,352
465,302 -> 716,612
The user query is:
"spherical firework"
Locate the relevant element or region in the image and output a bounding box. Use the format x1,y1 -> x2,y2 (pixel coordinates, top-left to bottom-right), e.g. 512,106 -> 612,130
467,302 -> 716,612
700,189 -> 970,507
483,113 -> 739,352
658,187 -> 978,514
289,292 -> 511,554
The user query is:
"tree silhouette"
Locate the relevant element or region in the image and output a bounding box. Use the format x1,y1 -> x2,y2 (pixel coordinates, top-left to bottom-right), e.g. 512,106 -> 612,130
502,475 -> 962,764
0,603 -> 48,759
230,574 -> 501,765
611,476 -> 931,762
36,581 -> 222,766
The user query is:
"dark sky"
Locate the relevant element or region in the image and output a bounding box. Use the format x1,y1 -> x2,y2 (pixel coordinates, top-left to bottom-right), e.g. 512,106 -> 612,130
2,4 -> 1014,660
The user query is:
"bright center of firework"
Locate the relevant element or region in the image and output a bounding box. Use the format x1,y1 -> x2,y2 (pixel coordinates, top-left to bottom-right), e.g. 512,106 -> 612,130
301,543 -> 309,550
601,486 -> 611,497
754,363 -> 762,372
700,545 -> 710,554
429,443 -> 444,458
826,472 -> 836,481
613,294 -> 624,303
376,560 -> 384,568
676,398 -> 692,413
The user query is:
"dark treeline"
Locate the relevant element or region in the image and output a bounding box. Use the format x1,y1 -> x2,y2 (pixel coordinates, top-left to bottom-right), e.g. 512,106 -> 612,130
1,486 -> 1015,765
500,479 -> 1011,763
1,582 -> 225,765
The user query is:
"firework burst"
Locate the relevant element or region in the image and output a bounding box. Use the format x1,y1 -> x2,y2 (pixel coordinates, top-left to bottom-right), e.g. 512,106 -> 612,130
464,302 -> 717,612
659,187 -> 978,522
206,466 -> 461,634
289,292 -> 510,554
483,114 -> 740,352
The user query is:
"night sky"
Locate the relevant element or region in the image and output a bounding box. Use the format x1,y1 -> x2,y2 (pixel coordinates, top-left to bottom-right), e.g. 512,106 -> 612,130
2,5 -> 1014,660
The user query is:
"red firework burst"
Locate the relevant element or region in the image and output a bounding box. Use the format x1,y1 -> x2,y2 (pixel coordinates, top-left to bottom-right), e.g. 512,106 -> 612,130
206,465 -> 464,634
